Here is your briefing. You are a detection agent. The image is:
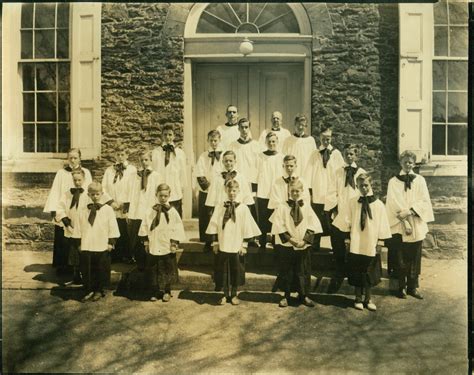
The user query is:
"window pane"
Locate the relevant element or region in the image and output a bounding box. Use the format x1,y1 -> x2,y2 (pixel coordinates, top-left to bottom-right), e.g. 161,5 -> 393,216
58,93 -> 70,122
37,124 -> 57,152
35,3 -> 56,29
434,27 -> 448,56
21,3 -> 34,28
450,27 -> 467,57
448,61 -> 467,90
433,61 -> 446,91
58,63 -> 70,91
37,93 -> 56,122
23,124 -> 35,152
432,92 -> 446,122
447,125 -> 467,155
432,125 -> 446,155
433,1 -> 448,25
449,2 -> 468,25
57,29 -> 69,59
22,64 -> 35,91
447,92 -> 467,122
21,31 -> 33,59
260,12 -> 299,33
58,123 -> 71,152
36,63 -> 56,91
197,12 -> 236,33
35,30 -> 55,58
23,93 -> 35,122
57,4 -> 70,28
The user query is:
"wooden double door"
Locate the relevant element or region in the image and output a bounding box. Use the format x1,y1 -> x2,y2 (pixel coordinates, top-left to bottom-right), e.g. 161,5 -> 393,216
192,63 -> 304,160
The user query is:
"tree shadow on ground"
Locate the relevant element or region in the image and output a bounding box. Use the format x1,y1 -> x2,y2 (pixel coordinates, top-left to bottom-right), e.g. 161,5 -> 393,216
177,290 -> 223,306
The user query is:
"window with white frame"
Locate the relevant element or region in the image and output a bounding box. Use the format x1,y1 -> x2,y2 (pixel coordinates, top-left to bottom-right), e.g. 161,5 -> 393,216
20,3 -> 71,153
432,0 -> 468,156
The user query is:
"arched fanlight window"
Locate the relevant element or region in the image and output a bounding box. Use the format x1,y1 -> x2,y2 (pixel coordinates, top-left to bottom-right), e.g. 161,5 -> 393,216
197,3 -> 300,34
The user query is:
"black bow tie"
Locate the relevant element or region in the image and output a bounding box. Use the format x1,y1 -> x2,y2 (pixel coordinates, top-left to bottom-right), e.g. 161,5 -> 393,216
358,195 -> 376,231
287,199 -> 304,226
137,169 -> 152,191
221,170 -> 237,184
87,203 -> 102,226
64,165 -> 81,172
69,188 -> 84,209
150,204 -> 171,230
263,150 -> 277,156
396,174 -> 416,191
113,163 -> 126,183
162,144 -> 176,166
319,148 -> 332,168
271,127 -> 281,132
237,138 -> 252,145
222,201 -> 240,229
208,151 -> 222,165
283,176 -> 297,184
344,166 -> 359,189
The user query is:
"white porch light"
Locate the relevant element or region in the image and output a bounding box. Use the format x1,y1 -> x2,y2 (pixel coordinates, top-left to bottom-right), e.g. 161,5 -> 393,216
239,37 -> 254,56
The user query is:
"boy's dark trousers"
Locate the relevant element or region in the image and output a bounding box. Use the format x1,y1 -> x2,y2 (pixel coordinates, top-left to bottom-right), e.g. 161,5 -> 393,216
112,218 -> 131,261
128,219 -> 146,270
52,225 -> 70,272
80,251 -> 111,292
170,199 -> 182,218
215,251 -> 244,297
330,225 -> 350,278
198,192 -> 213,243
256,197 -> 273,247
392,234 -> 422,290
311,204 -> 332,252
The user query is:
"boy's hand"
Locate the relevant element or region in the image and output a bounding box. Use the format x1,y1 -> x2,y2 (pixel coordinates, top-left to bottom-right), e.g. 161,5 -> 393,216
397,209 -> 412,220
107,244 -> 113,252
239,247 -> 247,256
144,242 -> 150,253
111,202 -> 120,210
376,244 -> 382,254
213,243 -> 219,254
170,243 -> 178,253
296,241 -> 305,248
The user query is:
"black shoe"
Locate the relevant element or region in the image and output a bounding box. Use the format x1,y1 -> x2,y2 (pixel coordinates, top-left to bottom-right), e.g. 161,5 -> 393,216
407,288 -> 424,300
327,278 -> 343,294
397,289 -> 407,299
203,243 -> 212,253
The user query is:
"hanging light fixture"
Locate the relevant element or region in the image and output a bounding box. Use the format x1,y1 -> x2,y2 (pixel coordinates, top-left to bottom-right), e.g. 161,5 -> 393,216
239,37 -> 254,56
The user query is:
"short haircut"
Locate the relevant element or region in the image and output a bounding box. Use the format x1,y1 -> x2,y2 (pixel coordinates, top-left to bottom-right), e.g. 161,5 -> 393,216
272,111 -> 282,118
71,169 -> 85,178
115,143 -> 128,153
288,179 -> 304,190
283,154 -> 297,163
68,148 -> 81,158
294,114 -> 307,123
88,181 -> 102,193
343,143 -> 359,154
162,124 -> 175,134
139,149 -> 152,160
399,150 -> 417,163
207,129 -> 221,139
156,183 -> 171,194
238,118 -> 251,127
265,131 -> 278,141
320,126 -> 332,135
226,104 -> 238,113
356,173 -> 372,185
222,150 -> 236,159
225,179 -> 240,190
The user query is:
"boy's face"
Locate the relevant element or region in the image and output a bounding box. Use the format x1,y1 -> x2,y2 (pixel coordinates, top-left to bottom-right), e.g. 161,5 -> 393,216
320,132 -> 332,148
238,122 -> 250,139
222,155 -> 235,171
271,112 -> 282,129
140,154 -> 152,169
226,106 -> 238,124
344,148 -> 358,165
68,151 -> 80,168
283,160 -> 297,176
289,187 -> 303,201
357,180 -> 371,196
266,136 -> 278,151
115,150 -> 128,163
295,119 -> 307,134
400,156 -> 415,173
163,130 -> 175,144
157,190 -> 170,205
226,186 -> 239,201
88,190 -> 103,203
208,136 -> 220,150
72,174 -> 84,188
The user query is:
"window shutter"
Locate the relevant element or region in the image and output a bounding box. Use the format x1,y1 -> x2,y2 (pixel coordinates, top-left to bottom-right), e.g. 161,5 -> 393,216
71,3 -> 101,159
398,4 -> 432,163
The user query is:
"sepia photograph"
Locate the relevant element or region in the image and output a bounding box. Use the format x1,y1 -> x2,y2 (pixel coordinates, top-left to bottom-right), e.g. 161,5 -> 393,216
1,1 -> 471,373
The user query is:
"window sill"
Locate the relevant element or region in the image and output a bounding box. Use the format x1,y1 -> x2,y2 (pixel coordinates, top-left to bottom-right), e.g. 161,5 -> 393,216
3,158 -> 65,173
418,160 -> 467,177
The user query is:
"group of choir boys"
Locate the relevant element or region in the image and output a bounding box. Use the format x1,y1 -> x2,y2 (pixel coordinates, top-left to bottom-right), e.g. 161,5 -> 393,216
44,105 -> 434,310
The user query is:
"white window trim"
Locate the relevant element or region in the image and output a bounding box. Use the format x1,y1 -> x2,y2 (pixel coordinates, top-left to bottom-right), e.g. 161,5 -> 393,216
2,3 -> 101,172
